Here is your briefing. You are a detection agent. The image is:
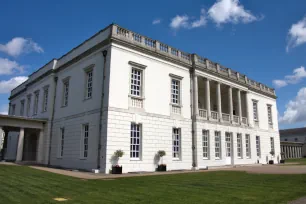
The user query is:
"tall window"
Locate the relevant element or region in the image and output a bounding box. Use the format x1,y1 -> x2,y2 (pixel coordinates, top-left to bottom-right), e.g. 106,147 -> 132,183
202,130 -> 209,159
82,124 -> 89,158
245,134 -> 251,158
173,128 -> 181,159
225,132 -> 232,157
130,68 -> 142,96
130,123 -> 141,159
171,79 -> 180,104
215,131 -> 221,159
270,137 -> 275,153
33,91 -> 39,115
20,100 -> 25,116
267,105 -> 272,124
86,70 -> 93,99
256,136 -> 261,157
237,133 -> 242,158
63,80 -> 69,106
43,88 -> 48,112
59,128 -> 65,158
253,100 -> 258,121
26,95 -> 31,117
11,104 -> 16,115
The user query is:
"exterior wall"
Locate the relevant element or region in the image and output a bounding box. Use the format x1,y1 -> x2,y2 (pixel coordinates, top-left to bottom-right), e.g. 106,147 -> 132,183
281,134 -> 306,143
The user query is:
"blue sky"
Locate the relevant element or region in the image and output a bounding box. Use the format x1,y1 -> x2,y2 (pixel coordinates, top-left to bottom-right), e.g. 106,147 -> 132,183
0,0 -> 306,129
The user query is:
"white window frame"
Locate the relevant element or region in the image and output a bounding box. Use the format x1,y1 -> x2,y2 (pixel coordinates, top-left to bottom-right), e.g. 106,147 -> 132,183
245,134 -> 251,158
256,136 -> 261,158
84,66 -> 94,100
267,104 -> 273,124
237,133 -> 242,158
225,132 -> 232,157
171,78 -> 181,105
62,77 -> 70,107
130,123 -> 142,160
172,128 -> 181,160
130,68 -> 143,97
80,124 -> 89,159
20,100 -> 25,116
58,127 -> 65,158
202,130 -> 209,159
26,95 -> 32,117
215,131 -> 221,159
252,100 -> 258,121
33,91 -> 39,115
42,87 -> 49,112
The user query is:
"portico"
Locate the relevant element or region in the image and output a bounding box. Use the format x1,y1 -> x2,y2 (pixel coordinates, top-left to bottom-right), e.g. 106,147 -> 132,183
0,115 -> 46,163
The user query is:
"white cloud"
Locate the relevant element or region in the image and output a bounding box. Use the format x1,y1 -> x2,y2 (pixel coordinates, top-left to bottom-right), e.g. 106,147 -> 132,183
208,0 -> 259,25
0,104 -> 8,115
287,17 -> 306,52
0,76 -> 28,94
273,66 -> 306,88
279,87 -> 306,124
152,19 -> 162,25
0,37 -> 43,57
170,9 -> 207,30
0,58 -> 24,75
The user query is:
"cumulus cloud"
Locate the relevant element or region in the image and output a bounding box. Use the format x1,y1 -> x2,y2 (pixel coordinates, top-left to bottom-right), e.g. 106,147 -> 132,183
0,104 -> 8,115
208,0 -> 260,25
273,66 -> 306,88
0,37 -> 43,57
152,19 -> 162,25
0,58 -> 24,75
279,87 -> 306,124
0,76 -> 28,94
287,17 -> 306,52
170,9 -> 207,30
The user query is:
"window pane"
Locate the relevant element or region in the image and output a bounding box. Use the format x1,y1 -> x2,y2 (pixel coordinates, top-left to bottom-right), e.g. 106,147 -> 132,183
130,123 -> 141,158
173,128 -> 181,158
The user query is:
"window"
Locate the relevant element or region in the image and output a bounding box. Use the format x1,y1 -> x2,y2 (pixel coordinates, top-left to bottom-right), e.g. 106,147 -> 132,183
130,123 -> 141,159
130,68 -> 142,97
225,132 -> 232,157
215,131 -> 221,159
59,128 -> 65,158
43,88 -> 48,112
284,139 -> 288,141
267,105 -> 272,124
171,79 -> 180,104
173,128 -> 181,159
237,133 -> 242,158
270,137 -> 275,153
63,80 -> 69,106
295,138 -> 298,142
253,100 -> 258,121
20,100 -> 25,116
245,134 -> 251,158
33,91 -> 39,115
82,124 -> 89,158
85,70 -> 93,99
202,130 -> 209,159
26,95 -> 31,117
11,104 -> 16,115
256,136 -> 261,157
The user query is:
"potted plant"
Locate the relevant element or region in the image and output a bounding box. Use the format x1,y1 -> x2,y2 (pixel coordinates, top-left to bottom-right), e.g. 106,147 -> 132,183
269,150 -> 275,164
156,150 -> 167,172
280,152 -> 285,164
112,150 -> 124,174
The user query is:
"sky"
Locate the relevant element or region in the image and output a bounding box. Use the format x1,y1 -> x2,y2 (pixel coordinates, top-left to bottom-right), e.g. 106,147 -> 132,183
0,0 -> 306,129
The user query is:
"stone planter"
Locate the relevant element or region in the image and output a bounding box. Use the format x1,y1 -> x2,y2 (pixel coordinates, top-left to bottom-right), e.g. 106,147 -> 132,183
269,160 -> 274,165
156,165 -> 167,172
112,166 -> 122,174
280,160 -> 285,164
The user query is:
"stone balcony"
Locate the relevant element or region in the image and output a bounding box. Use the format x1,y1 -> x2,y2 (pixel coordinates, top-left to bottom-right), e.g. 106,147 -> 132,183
198,109 -> 248,126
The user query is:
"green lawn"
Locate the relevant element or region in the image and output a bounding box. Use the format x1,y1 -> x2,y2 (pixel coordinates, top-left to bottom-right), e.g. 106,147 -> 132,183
286,158 -> 306,165
1,165 -> 306,204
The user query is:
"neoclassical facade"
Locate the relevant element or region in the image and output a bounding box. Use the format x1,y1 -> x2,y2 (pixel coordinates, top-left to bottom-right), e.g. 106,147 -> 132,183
1,24 -> 280,173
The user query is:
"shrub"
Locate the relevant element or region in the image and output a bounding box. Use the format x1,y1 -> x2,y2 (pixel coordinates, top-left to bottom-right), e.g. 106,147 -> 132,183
114,150 -> 124,158
157,150 -> 166,158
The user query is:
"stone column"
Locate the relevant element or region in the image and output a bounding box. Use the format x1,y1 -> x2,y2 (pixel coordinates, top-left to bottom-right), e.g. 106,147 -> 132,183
36,130 -> 44,163
290,146 -> 293,158
16,128 -> 25,162
205,79 -> 211,119
245,91 -> 250,125
237,90 -> 242,124
194,75 -> 199,117
216,82 -> 222,121
228,86 -> 233,122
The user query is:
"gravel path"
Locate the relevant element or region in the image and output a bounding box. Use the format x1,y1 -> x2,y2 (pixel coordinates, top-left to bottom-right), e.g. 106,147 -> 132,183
288,196 -> 306,204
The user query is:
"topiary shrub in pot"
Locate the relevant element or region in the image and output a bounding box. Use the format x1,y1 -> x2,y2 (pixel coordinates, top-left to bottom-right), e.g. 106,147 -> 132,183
156,150 -> 167,172
269,150 -> 275,164
112,150 -> 124,174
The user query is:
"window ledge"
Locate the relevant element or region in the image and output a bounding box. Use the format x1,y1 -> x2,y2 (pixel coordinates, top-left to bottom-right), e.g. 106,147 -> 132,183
83,97 -> 92,102
61,105 -> 68,108
172,158 -> 180,161
130,158 -> 141,161
203,158 -> 209,160
80,157 -> 87,160
129,95 -> 145,100
170,103 -> 183,108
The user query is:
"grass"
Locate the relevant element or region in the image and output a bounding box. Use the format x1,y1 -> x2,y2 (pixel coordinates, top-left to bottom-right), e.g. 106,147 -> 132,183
1,165 -> 306,204
286,157 -> 306,165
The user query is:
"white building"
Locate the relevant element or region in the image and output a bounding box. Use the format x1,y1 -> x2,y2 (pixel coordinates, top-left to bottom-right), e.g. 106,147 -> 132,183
0,24 -> 280,173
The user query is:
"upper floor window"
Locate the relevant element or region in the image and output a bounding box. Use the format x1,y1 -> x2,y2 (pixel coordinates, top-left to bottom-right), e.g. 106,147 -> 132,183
130,123 -> 142,159
130,68 -> 142,97
33,91 -> 39,115
267,105 -> 272,124
62,78 -> 70,107
295,138 -> 298,142
85,69 -> 93,99
171,79 -> 180,105
26,95 -> 32,117
43,88 -> 49,112
173,128 -> 181,159
253,100 -> 258,121
11,104 -> 16,115
20,100 -> 25,116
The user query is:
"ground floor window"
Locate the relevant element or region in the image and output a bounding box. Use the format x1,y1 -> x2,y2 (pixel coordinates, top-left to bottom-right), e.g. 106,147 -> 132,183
202,130 -> 209,159
130,123 -> 141,159
58,128 -> 65,158
82,124 -> 89,158
256,136 -> 261,157
245,134 -> 251,158
237,133 -> 242,158
225,132 -> 232,157
215,131 -> 221,159
173,128 -> 181,159
270,137 -> 275,154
